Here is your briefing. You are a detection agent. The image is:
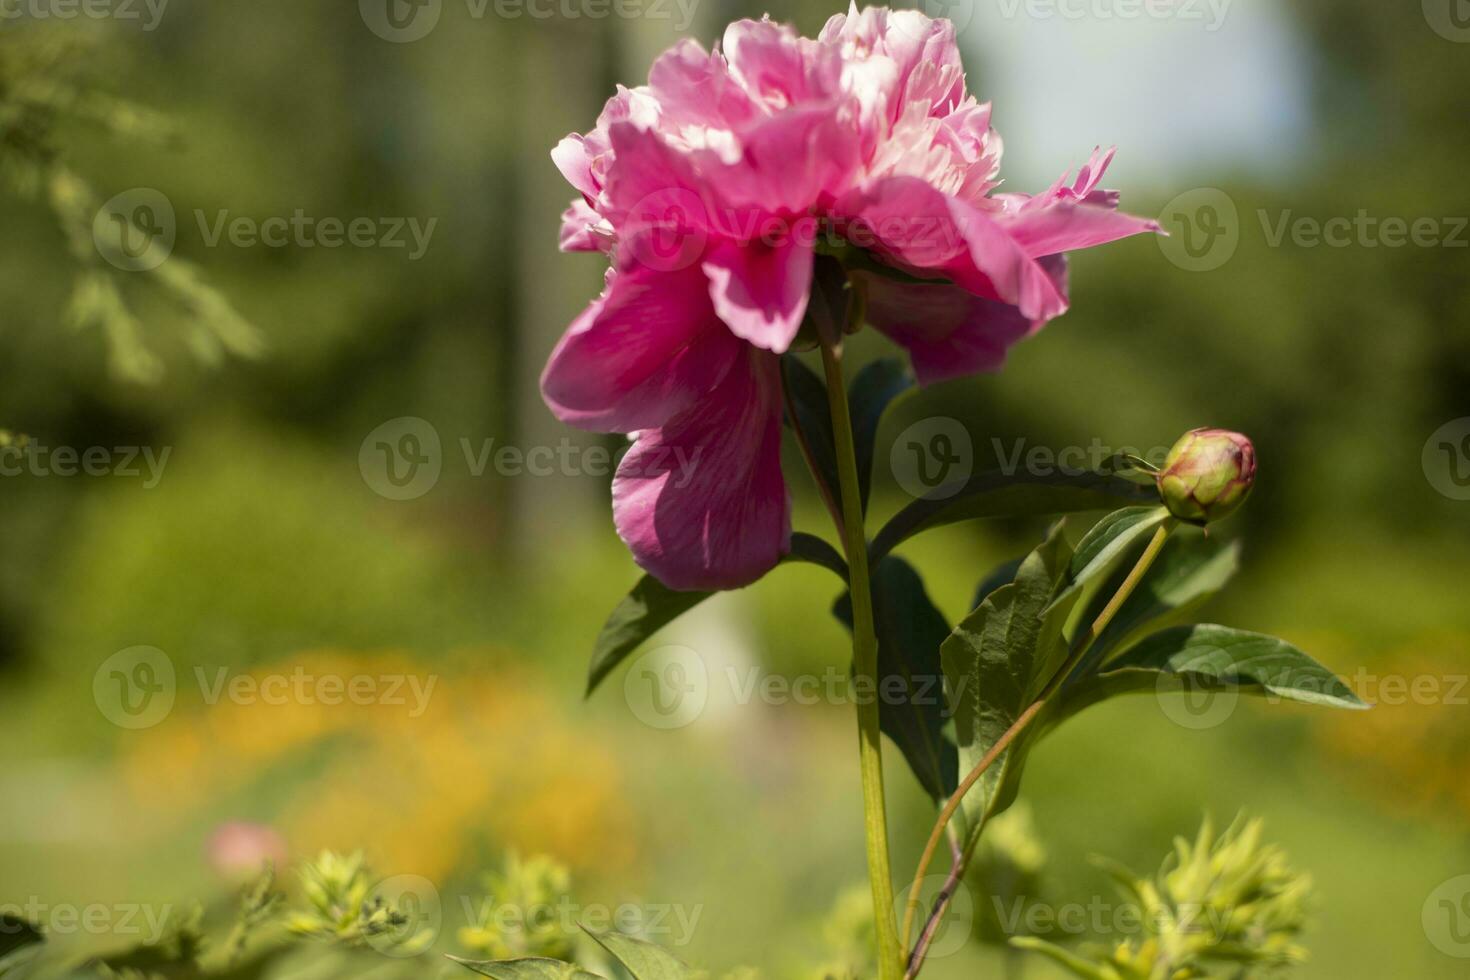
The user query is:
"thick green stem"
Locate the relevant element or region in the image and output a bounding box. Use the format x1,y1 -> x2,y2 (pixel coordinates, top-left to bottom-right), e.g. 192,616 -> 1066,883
818,336 -> 903,980
900,520 -> 1177,973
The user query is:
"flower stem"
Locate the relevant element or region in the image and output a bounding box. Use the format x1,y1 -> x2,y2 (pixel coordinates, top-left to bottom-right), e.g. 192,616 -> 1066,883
899,520 -> 1176,973
817,334 -> 903,980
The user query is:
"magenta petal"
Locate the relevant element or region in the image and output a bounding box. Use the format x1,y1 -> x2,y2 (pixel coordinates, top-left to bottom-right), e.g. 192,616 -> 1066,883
612,344 -> 791,591
559,199 -> 610,253
838,177 -> 1067,321
998,200 -> 1161,259
540,264 -> 738,433
701,227 -> 814,353
857,272 -> 1035,384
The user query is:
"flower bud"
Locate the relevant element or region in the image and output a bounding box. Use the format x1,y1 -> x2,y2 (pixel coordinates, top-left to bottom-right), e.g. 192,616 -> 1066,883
1155,428 -> 1255,524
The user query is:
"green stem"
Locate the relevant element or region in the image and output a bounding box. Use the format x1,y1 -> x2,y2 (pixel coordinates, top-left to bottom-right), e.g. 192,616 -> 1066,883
900,520 -> 1177,972
817,334 -> 903,980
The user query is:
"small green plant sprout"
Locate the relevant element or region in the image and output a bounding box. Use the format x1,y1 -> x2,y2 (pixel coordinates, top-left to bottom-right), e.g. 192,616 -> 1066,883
1013,815 -> 1312,979
285,851 -> 433,954
458,853 -> 577,961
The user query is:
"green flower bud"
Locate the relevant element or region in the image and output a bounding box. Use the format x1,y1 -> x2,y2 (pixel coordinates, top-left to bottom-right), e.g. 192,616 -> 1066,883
1155,428 -> 1256,524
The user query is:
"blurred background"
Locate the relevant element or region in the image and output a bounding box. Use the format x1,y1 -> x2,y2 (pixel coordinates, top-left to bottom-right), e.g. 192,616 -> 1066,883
1,0 -> 1467,976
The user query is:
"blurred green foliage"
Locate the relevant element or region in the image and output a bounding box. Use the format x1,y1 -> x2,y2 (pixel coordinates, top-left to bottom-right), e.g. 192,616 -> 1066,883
1,1 -> 1467,978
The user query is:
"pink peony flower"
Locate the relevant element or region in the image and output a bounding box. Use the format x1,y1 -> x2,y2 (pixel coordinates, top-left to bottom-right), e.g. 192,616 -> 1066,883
543,5 -> 1159,592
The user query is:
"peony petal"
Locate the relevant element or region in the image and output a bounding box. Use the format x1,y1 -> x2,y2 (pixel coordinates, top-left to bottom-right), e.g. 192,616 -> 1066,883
540,263 -> 738,433
997,199 -> 1161,258
856,272 -> 1034,384
612,343 -> 790,591
559,199 -> 612,252
837,176 -> 1068,320
701,222 -> 815,353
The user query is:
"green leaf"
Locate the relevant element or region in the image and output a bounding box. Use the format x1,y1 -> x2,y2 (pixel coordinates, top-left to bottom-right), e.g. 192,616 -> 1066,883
586,576 -> 712,697
583,929 -> 694,980
870,471 -> 1157,563
781,354 -> 840,512
942,525 -> 1074,826
971,555 -> 1025,611
834,556 -> 957,800
787,531 -> 848,580
0,915 -> 43,977
1068,529 -> 1241,680
847,357 -> 914,511
1045,506 -> 1170,614
585,533 -> 846,696
782,354 -> 912,515
448,956 -> 604,980
1060,624 -> 1368,718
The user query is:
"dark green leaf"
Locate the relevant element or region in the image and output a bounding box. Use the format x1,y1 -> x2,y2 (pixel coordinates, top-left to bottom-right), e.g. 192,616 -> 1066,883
0,915 -> 43,977
788,531 -> 847,580
782,354 -> 913,516
1045,506 -> 1170,614
781,354 -> 840,512
848,357 -> 913,511
971,556 -> 1025,611
583,929 -> 693,980
834,556 -> 957,800
942,525 -> 1074,826
1069,529 -> 1241,681
587,576 -> 712,697
1059,624 -> 1368,718
586,533 -> 846,697
448,957 -> 603,980
871,471 -> 1157,563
